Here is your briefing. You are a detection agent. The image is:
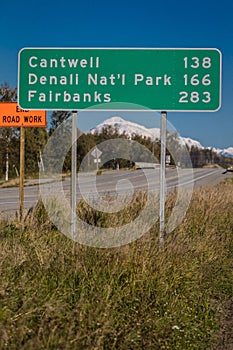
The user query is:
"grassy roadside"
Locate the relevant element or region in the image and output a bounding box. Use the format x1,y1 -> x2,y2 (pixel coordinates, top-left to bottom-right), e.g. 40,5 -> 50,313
0,181 -> 232,349
0,178 -> 20,188
0,174 -> 69,189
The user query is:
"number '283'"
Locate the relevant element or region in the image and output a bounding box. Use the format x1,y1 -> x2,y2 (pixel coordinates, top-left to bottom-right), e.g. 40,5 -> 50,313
179,91 -> 211,103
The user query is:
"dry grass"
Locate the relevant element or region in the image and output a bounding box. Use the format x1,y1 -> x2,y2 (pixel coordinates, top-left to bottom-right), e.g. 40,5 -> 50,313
0,181 -> 232,349
0,178 -> 20,189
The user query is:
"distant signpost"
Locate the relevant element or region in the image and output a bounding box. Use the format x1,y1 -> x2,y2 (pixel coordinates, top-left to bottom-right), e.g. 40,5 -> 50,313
91,147 -> 102,170
91,147 -> 102,159
18,48 -> 221,111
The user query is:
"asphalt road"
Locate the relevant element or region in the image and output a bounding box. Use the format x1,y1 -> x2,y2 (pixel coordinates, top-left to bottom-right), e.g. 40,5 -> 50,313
0,168 -> 231,220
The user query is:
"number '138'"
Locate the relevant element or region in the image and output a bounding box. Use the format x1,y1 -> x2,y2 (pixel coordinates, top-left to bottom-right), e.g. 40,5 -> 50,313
184,57 -> 211,69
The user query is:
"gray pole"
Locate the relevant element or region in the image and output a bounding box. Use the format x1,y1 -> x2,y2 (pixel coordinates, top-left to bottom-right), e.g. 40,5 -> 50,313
96,150 -> 99,171
159,111 -> 167,245
71,111 -> 77,240
19,126 -> 25,226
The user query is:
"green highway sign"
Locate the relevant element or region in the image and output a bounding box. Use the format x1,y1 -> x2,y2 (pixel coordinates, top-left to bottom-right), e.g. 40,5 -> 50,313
18,48 -> 222,111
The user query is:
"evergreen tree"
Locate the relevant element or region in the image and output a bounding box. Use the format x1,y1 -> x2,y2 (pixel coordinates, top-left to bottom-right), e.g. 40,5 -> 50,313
0,82 -> 17,102
46,111 -> 72,173
49,111 -> 71,135
77,133 -> 96,170
0,83 -> 19,180
24,128 -> 48,176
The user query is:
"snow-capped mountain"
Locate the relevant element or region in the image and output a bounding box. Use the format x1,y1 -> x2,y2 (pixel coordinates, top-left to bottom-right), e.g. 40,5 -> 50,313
212,147 -> 233,158
90,116 -> 202,149
90,116 -> 160,141
90,116 -> 233,157
179,137 -> 204,150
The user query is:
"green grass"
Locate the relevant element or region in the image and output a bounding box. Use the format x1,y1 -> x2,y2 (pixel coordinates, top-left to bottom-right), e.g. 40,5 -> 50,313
0,182 -> 232,349
225,177 -> 233,184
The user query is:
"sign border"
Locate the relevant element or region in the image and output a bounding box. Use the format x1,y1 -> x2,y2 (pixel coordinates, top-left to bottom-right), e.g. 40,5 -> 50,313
18,47 -> 222,112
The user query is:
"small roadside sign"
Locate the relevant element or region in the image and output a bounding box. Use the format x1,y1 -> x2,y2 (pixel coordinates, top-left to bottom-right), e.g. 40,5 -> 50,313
91,147 -> 102,159
0,102 -> 46,127
0,102 -> 46,223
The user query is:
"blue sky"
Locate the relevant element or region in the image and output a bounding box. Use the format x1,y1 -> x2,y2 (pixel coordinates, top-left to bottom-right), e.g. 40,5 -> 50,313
1,0 -> 233,149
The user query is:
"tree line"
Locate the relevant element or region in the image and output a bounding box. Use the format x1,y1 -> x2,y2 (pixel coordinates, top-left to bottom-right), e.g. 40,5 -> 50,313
0,83 -> 232,180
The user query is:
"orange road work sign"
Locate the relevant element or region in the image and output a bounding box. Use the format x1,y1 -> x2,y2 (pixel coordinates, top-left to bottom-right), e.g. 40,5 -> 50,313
0,102 -> 46,127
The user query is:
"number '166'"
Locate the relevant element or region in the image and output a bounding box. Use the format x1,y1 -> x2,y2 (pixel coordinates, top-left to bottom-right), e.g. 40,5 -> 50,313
184,74 -> 211,86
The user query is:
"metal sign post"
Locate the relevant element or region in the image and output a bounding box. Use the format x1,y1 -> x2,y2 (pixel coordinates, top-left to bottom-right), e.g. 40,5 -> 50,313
71,111 -> 77,239
159,111 -> 167,245
19,126 -> 25,225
